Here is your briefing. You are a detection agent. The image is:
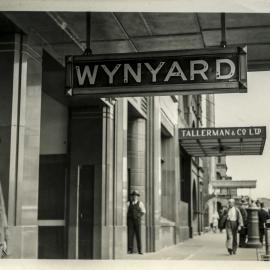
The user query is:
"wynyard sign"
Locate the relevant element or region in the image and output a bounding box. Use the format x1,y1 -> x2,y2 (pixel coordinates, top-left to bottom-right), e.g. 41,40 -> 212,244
65,47 -> 247,97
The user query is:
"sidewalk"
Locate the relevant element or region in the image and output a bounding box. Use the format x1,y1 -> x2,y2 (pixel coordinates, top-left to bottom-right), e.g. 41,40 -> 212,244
124,231 -> 257,260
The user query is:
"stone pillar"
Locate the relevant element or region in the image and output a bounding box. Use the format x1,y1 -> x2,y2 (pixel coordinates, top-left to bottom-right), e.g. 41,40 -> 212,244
0,33 -> 42,258
113,98 -> 128,258
246,208 -> 262,248
128,118 -> 146,199
145,97 -> 154,252
100,105 -> 115,258
145,97 -> 162,252
174,125 -> 181,243
128,116 -> 146,253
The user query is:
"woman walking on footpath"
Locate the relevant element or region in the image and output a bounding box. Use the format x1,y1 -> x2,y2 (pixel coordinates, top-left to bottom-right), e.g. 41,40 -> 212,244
212,211 -> 219,233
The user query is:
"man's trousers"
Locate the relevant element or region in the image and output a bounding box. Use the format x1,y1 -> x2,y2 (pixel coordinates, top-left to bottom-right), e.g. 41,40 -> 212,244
226,221 -> 238,253
128,219 -> 141,253
259,228 -> 265,244
239,227 -> 247,247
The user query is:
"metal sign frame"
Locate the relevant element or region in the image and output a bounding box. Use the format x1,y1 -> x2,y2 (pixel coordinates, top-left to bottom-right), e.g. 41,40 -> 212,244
212,180 -> 257,189
179,126 -> 266,140
66,46 -> 247,97
179,126 -> 266,157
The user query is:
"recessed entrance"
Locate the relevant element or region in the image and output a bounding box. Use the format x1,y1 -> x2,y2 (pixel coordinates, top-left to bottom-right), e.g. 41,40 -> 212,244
78,165 -> 95,259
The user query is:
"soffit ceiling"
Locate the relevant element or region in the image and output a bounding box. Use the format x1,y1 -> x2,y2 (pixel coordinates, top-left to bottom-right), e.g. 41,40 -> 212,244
3,11 -> 270,70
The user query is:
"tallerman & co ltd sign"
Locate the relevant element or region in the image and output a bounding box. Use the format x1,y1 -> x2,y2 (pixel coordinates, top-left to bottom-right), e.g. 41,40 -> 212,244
179,127 -> 265,139
179,126 -> 266,157
65,46 -> 247,97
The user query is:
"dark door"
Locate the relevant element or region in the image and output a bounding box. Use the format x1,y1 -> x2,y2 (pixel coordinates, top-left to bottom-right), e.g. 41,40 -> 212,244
78,165 -> 95,259
38,154 -> 67,259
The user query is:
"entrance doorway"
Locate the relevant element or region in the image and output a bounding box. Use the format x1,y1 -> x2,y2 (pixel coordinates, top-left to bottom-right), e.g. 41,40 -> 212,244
38,155 -> 67,259
78,165 -> 95,259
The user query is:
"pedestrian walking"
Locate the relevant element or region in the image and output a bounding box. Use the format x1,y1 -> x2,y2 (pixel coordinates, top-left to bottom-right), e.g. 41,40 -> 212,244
256,200 -> 261,208
127,190 -> 146,255
258,202 -> 270,245
225,199 -> 243,255
212,212 -> 219,233
238,199 -> 248,247
218,207 -> 228,233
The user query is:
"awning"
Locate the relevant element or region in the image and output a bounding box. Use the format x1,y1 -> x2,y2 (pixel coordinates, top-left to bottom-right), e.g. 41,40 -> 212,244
179,126 -> 266,157
212,180 -> 257,189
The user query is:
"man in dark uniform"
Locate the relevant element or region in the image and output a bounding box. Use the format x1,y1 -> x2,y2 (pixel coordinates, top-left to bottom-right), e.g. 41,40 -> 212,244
258,202 -> 269,244
127,190 -> 146,255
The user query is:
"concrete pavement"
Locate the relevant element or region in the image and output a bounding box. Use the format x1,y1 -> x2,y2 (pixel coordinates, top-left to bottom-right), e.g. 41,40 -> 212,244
125,231 -> 258,260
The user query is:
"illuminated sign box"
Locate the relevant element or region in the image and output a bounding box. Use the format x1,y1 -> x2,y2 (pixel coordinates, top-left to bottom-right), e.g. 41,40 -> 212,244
66,47 -> 247,97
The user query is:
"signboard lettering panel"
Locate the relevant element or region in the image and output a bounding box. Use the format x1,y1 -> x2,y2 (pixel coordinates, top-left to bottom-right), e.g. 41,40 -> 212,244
179,126 -> 266,157
179,127 -> 266,140
66,47 -> 247,97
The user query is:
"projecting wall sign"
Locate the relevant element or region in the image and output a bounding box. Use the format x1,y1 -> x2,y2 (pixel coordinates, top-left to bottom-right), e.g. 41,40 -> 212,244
179,127 -> 266,139
179,126 -> 266,157
65,47 -> 247,97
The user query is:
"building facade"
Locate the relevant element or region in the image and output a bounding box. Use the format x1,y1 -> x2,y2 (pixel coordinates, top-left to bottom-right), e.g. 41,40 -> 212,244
0,12 -> 216,259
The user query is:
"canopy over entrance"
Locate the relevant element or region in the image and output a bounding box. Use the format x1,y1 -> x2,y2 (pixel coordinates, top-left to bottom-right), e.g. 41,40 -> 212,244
179,126 -> 266,157
212,180 -> 257,189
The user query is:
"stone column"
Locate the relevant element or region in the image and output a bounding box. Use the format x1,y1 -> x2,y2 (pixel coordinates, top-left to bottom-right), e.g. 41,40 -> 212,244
113,98 -> 128,258
145,97 -> 162,252
128,118 -> 146,199
174,125 -> 181,243
0,33 -> 42,258
128,116 -> 146,253
100,105 -> 115,258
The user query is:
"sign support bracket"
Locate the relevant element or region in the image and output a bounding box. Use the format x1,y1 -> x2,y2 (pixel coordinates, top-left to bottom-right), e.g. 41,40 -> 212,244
84,12 -> 92,55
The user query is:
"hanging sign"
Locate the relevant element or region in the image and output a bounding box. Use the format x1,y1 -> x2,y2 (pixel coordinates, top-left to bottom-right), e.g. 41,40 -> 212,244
179,126 -> 266,140
66,46 -> 247,97
178,126 -> 266,157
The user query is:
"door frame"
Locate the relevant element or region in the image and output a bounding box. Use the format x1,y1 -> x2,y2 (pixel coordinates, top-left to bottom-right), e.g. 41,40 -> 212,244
75,164 -> 95,259
75,164 -> 80,259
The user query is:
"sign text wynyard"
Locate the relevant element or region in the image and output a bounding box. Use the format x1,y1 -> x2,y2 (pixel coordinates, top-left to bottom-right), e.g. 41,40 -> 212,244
66,47 -> 247,97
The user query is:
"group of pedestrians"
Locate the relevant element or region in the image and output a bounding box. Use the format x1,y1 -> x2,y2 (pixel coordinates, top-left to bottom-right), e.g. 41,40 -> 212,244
212,198 -> 269,256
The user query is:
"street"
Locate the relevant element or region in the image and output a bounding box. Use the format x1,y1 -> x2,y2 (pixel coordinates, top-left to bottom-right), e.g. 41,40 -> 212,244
125,231 -> 258,260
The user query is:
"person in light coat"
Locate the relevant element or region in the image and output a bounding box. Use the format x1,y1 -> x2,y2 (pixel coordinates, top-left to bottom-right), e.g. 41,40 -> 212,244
225,199 -> 243,255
